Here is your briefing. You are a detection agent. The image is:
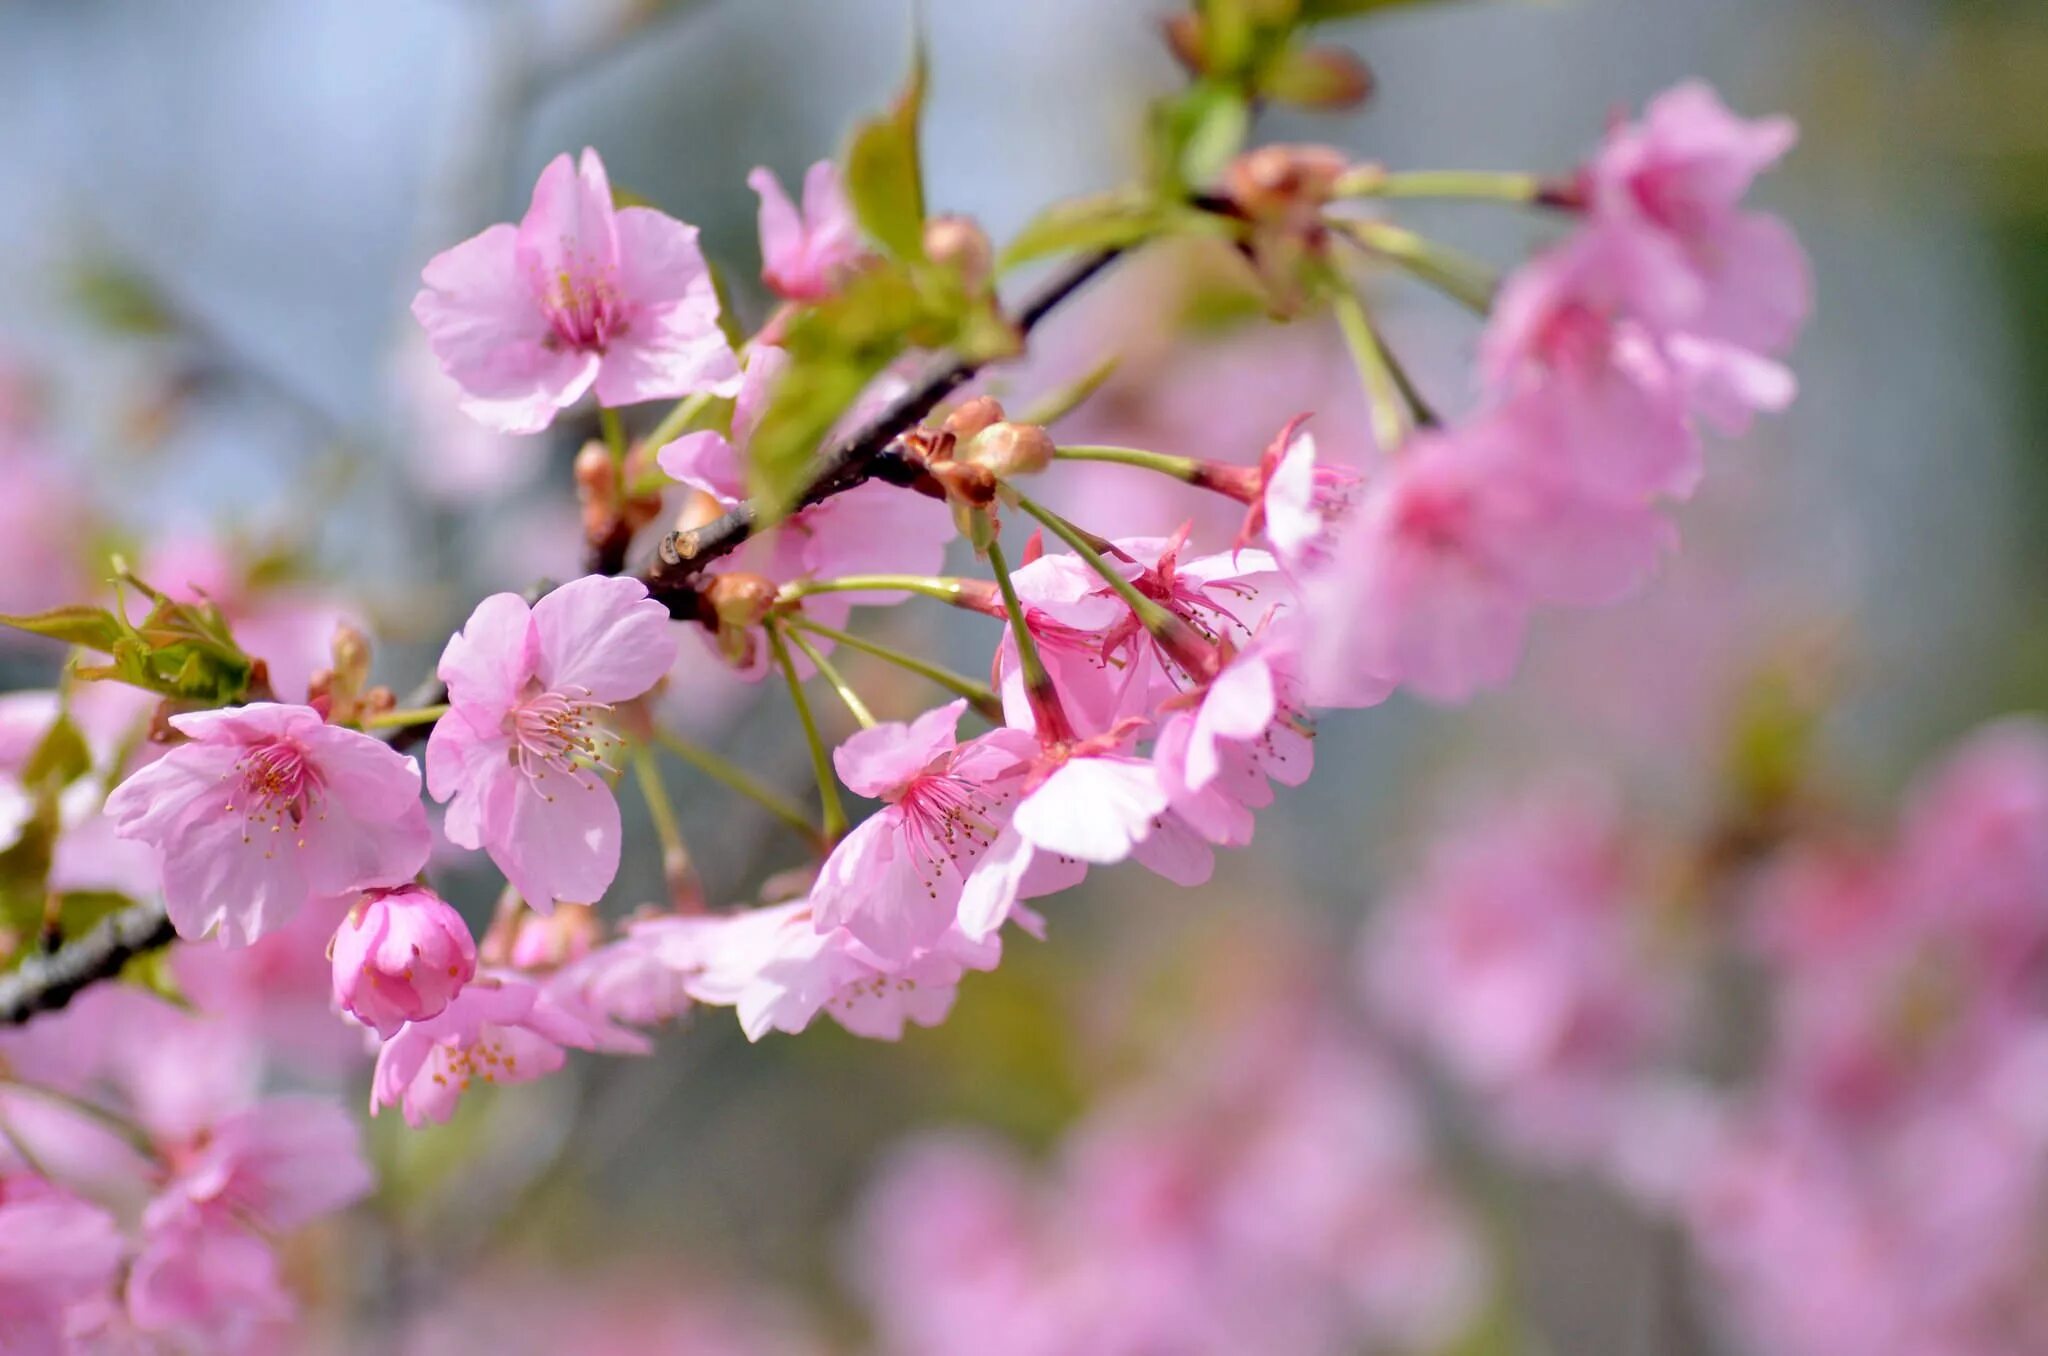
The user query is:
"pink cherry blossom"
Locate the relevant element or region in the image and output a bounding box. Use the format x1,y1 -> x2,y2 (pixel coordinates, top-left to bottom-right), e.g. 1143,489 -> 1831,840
810,702 -> 1033,961
127,1208 -> 294,1351
413,148 -> 740,434
1364,782 -> 1690,1162
1590,81 -> 1809,358
331,885 -> 478,1038
370,973 -> 648,1128
637,901 -> 1004,1042
750,161 -> 863,302
1224,417 -> 1363,571
149,1096 -> 371,1233
426,574 -> 677,913
103,703 -> 431,945
550,934 -> 697,1028
1296,414 -> 1671,705
0,1178 -> 123,1354
1481,227 -> 1702,501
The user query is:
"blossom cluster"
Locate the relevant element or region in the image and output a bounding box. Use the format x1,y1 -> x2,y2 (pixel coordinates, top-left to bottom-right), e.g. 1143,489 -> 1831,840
1363,718 -> 2048,1355
0,76 -> 1805,1147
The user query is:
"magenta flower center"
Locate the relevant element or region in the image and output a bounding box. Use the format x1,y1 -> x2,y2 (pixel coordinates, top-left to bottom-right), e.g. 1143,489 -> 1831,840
227,738 -> 324,843
504,686 -> 613,793
540,261 -> 627,353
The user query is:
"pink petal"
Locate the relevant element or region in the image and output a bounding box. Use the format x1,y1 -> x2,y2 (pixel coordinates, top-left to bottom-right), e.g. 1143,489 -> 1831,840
494,772 -> 622,911
530,574 -> 678,702
834,700 -> 966,798
593,207 -> 741,406
1014,757 -> 1168,864
436,591 -> 538,714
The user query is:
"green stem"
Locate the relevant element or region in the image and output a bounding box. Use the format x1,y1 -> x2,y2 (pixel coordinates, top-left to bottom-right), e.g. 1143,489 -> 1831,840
1017,355 -> 1119,427
1329,287 -> 1409,455
768,622 -> 847,842
785,617 -> 1004,722
648,727 -> 819,848
783,627 -> 876,730
777,574 -> 977,606
630,748 -> 690,874
1052,444 -> 1200,481
1009,493 -> 1176,634
361,703 -> 450,731
1333,218 -> 1498,315
642,390 -> 719,456
985,537 -> 1070,741
1334,168 -> 1542,204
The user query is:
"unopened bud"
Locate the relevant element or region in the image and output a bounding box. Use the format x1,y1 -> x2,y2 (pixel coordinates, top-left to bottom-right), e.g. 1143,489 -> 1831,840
705,572 -> 779,632
1161,14 -> 1208,73
1262,46 -> 1374,111
932,458 -> 999,509
1223,143 -> 1352,221
330,623 -> 372,694
962,422 -> 1055,479
923,215 -> 994,293
943,396 -> 1006,443
510,901 -> 598,970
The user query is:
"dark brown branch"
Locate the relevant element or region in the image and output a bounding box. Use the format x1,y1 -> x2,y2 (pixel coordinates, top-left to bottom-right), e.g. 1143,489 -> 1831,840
0,248 -> 1126,1028
639,248 -> 1122,617
0,900 -> 176,1026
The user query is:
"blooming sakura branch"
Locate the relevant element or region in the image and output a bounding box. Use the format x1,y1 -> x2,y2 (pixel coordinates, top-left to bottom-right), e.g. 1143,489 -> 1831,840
0,6 -> 1834,1347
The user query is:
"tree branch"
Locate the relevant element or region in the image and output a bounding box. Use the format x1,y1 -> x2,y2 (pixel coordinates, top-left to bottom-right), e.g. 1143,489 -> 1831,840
639,247 -> 1122,616
0,247 -> 1126,1028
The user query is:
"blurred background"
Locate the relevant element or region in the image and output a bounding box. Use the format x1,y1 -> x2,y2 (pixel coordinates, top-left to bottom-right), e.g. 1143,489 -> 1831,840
2,0 -> 2045,1352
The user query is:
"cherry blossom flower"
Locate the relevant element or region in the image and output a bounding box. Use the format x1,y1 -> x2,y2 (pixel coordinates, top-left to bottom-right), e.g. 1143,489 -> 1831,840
331,885 -> 478,1038
1481,227 -> 1702,501
0,1179 -> 124,1353
1364,783 -> 1690,1162
426,574 -> 677,912
1224,417 -> 1363,570
637,901 -> 1004,1042
370,973 -> 648,1128
1295,415 -> 1671,705
148,1097 -> 371,1233
103,703 -> 431,946
811,701 -> 1033,961
127,1209 -> 295,1350
750,161 -> 863,302
413,148 -> 740,434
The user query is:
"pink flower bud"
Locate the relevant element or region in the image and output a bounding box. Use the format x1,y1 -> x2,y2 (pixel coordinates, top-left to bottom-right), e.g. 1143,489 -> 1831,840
331,886 -> 477,1038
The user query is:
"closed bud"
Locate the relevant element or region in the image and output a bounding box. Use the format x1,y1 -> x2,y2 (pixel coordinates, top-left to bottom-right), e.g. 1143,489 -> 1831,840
943,396 -> 1006,443
1262,46 -> 1374,111
1223,143 -> 1352,221
331,886 -> 478,1039
1162,14 -> 1208,73
923,215 -> 994,293
511,902 -> 598,970
962,421 -> 1055,479
705,572 -> 779,632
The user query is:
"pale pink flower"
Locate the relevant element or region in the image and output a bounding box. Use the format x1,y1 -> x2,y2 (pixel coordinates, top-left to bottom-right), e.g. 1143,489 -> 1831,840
1226,418 -> 1364,571
331,885 -> 478,1038
127,1209 -> 294,1351
0,1178 -> 124,1354
811,702 -> 1033,961
1590,81 -> 1809,359
370,973 -> 648,1128
1481,227 -> 1702,501
750,161 -> 863,302
413,148 -> 740,434
1365,783 -> 1689,1162
103,703 -> 431,945
426,574 -> 677,912
550,935 -> 696,1028
638,901 -> 1003,1042
149,1096 -> 371,1233
1152,625 -> 1314,802
1297,415 -> 1671,705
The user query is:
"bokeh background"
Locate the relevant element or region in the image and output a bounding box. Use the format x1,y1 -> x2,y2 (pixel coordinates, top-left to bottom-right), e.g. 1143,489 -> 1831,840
3,1 -> 2044,1352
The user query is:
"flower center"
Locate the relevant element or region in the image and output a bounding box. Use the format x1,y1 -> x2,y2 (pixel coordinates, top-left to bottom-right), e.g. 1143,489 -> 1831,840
225,738 -> 324,846
541,263 -> 627,352
898,772 -> 1011,898
504,686 -> 614,796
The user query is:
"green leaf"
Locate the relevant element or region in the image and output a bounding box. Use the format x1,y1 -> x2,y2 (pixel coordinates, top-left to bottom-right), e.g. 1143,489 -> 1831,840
1297,0 -> 1434,19
1001,194 -> 1175,269
845,43 -> 930,261
0,605 -> 127,652
1257,43 -> 1373,108
1148,81 -> 1253,195
21,716 -> 91,797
